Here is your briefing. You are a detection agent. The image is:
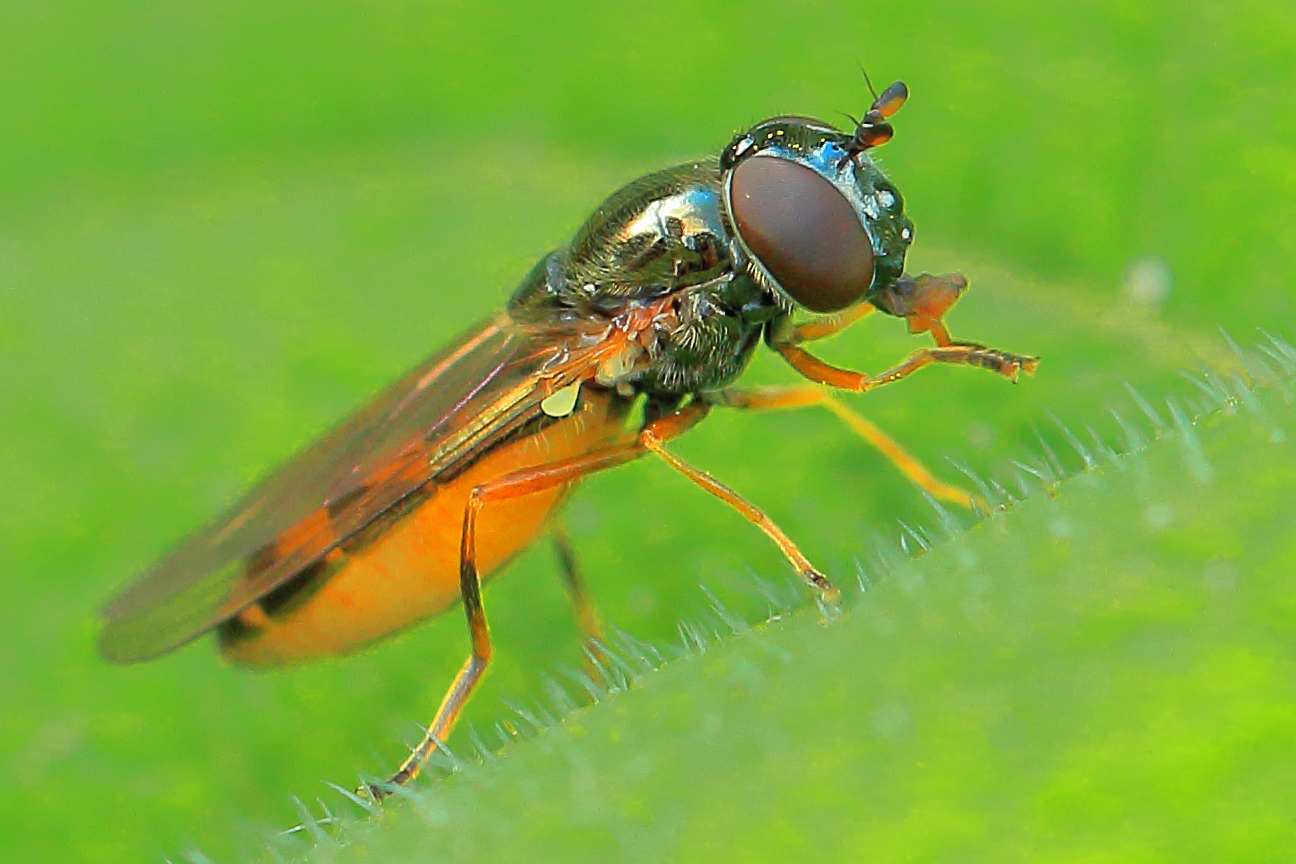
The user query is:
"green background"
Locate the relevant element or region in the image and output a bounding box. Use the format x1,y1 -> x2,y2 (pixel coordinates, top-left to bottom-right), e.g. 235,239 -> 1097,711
2,1 -> 1293,861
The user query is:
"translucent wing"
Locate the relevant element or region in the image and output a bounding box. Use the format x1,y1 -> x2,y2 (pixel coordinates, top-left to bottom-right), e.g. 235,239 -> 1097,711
100,313 -> 587,662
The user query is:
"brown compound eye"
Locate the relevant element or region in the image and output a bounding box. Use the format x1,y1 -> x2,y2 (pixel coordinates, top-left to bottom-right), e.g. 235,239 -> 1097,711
729,156 -> 874,313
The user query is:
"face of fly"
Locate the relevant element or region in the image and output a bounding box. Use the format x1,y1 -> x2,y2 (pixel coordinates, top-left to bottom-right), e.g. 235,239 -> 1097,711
719,81 -> 916,318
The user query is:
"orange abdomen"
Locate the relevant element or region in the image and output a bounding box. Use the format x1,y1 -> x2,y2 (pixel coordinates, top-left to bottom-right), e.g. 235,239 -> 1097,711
219,390 -> 630,666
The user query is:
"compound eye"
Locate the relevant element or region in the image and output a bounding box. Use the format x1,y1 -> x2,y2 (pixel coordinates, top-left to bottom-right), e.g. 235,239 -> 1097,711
729,156 -> 874,313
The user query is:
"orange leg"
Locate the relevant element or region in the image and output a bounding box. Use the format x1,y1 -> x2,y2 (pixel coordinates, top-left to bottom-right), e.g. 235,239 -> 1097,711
551,522 -> 607,675
769,272 -> 1038,391
772,339 -> 1038,392
707,385 -> 983,510
551,523 -> 604,646
641,422 -> 838,600
375,443 -> 646,797
783,300 -> 876,344
376,400 -> 833,796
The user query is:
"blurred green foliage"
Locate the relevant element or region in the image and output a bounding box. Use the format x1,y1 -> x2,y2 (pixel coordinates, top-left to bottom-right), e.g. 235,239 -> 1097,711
1,1 -> 1293,861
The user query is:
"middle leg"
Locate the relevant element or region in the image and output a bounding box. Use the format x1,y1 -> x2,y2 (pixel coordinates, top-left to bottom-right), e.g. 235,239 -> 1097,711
551,522 -> 609,677
707,385 -> 983,510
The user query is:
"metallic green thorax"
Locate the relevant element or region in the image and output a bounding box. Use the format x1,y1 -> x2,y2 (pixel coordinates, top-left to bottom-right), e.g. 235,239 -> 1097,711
508,120 -> 915,398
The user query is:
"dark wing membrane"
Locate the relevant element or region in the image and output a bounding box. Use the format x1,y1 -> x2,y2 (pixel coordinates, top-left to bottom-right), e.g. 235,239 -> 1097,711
100,314 -> 576,662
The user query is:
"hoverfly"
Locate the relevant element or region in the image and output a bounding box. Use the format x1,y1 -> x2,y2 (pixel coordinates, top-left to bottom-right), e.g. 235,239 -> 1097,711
100,79 -> 1037,796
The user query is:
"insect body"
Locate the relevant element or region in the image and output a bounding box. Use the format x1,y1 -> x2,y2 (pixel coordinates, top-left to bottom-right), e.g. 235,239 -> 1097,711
100,81 -> 1037,794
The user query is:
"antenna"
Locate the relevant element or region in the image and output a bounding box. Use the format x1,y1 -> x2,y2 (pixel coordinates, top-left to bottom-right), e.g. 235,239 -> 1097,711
837,74 -> 909,168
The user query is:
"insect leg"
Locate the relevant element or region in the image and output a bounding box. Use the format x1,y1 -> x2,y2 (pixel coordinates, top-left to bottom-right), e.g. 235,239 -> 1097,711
770,332 -> 1038,392
379,432 -> 683,796
769,270 -> 1038,390
639,411 -> 839,603
551,522 -> 607,666
380,508 -> 493,794
782,301 -> 876,345
706,385 -> 981,510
